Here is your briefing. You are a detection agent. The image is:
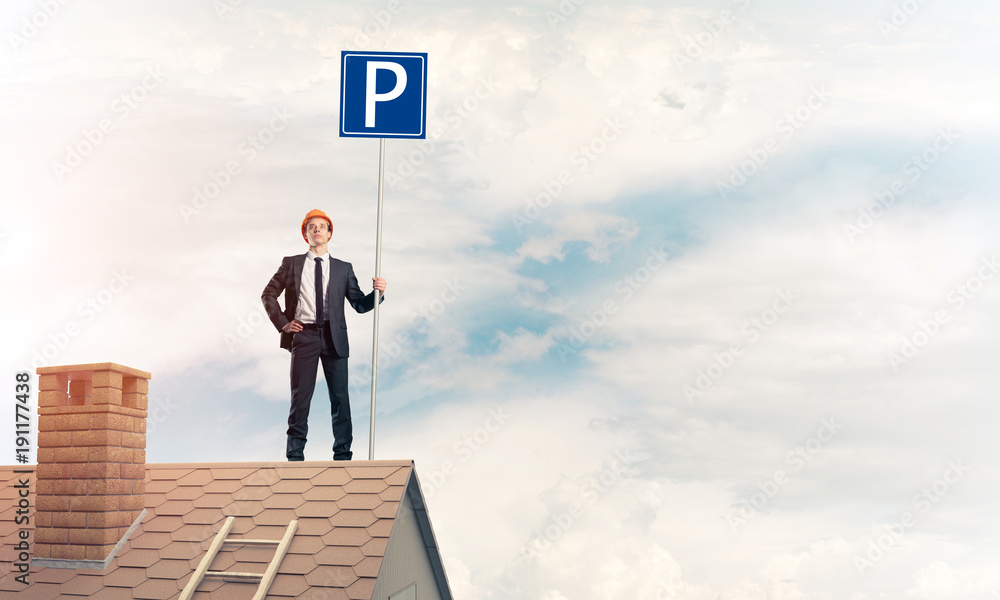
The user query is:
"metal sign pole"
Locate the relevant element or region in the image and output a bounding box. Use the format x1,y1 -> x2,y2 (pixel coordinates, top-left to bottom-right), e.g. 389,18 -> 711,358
369,137 -> 385,461
340,51 -> 425,461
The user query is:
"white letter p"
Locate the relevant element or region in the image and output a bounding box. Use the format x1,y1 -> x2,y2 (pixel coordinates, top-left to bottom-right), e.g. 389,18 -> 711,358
366,61 -> 407,127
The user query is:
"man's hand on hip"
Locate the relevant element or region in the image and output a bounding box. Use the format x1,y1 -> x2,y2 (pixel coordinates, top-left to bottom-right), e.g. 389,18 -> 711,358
283,319 -> 304,333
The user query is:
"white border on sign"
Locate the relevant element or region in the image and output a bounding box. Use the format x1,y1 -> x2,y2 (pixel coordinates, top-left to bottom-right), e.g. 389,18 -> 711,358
341,52 -> 426,138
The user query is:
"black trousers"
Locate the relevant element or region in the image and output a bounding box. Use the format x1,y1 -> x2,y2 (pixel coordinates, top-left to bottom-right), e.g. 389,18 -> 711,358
286,325 -> 353,460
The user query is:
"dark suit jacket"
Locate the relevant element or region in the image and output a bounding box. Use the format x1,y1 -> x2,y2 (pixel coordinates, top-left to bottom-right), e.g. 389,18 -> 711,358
261,254 -> 383,355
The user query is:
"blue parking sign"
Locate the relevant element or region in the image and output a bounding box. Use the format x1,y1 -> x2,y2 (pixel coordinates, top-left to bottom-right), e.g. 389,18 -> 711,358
340,51 -> 427,139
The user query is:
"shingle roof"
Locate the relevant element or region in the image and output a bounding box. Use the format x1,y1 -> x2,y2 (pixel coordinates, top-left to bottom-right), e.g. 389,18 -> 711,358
0,460 -> 419,599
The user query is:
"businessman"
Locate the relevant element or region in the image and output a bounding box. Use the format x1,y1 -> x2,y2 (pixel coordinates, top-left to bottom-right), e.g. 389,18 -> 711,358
262,209 -> 386,461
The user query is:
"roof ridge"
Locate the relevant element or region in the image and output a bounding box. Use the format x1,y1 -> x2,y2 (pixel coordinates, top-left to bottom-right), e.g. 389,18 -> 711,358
143,459 -> 415,468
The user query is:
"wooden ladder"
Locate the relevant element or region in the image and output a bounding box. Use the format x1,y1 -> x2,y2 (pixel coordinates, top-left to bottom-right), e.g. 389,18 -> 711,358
179,516 -> 299,600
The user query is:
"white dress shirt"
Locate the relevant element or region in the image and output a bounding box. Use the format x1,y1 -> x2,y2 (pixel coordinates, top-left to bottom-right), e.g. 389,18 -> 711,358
294,251 -> 330,324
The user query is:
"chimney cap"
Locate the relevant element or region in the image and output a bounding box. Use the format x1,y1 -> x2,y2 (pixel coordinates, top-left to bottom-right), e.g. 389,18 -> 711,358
36,362 -> 151,379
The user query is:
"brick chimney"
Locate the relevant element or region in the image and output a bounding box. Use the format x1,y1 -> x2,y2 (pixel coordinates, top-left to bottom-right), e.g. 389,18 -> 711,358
34,362 -> 150,564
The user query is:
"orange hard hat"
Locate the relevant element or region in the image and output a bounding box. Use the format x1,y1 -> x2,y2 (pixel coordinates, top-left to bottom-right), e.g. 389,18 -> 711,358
301,209 -> 333,241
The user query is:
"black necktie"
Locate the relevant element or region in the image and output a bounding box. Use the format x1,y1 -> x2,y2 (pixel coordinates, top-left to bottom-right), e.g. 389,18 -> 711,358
314,257 -> 324,324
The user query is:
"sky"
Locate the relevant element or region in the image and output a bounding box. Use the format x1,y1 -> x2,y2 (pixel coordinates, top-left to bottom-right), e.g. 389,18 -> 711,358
2,0 -> 999,598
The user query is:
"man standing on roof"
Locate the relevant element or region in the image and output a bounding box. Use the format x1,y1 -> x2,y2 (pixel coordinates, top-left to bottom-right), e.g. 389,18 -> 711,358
262,209 -> 386,461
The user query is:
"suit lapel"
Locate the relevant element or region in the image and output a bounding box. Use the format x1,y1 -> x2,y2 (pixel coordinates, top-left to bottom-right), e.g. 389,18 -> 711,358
325,256 -> 335,309
293,253 -> 307,295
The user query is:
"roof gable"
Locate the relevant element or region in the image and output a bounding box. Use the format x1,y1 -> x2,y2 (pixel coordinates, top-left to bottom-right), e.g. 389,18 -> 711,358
372,473 -> 452,600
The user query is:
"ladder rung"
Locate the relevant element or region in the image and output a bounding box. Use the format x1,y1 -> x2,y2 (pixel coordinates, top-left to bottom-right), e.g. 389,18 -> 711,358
223,538 -> 281,545
206,571 -> 265,580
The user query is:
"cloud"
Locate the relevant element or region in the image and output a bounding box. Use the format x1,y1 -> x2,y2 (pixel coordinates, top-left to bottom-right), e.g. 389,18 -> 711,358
904,561 -> 991,599
493,328 -> 554,364
517,212 -> 639,264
